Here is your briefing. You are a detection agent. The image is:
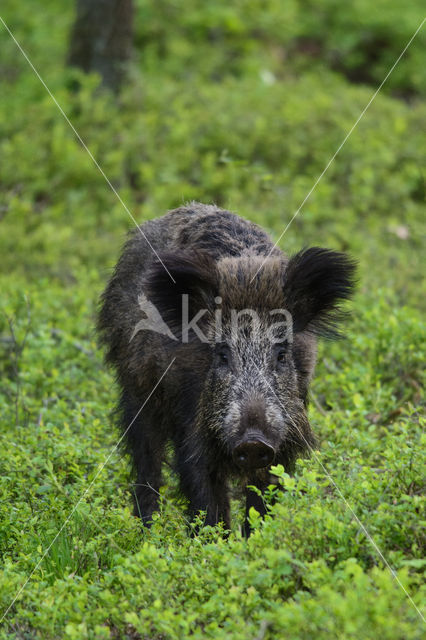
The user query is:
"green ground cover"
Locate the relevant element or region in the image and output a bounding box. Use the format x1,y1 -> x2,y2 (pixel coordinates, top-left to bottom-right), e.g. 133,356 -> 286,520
0,1 -> 425,638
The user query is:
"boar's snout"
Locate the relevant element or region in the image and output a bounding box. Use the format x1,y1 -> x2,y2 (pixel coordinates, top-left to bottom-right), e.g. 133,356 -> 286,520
232,434 -> 275,471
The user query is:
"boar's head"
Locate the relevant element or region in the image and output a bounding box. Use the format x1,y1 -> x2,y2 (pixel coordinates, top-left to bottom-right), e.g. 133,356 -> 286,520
143,248 -> 356,474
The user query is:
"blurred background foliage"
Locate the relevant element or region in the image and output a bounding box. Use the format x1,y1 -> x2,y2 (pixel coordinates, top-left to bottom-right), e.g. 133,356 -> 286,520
0,1 -> 425,638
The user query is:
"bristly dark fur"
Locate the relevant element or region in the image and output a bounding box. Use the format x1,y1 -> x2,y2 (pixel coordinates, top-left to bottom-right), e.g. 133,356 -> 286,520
97,202 -> 356,536
143,251 -> 219,337
283,247 -> 357,338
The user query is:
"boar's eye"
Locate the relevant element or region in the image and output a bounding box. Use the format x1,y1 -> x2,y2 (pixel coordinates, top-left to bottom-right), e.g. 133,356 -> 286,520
273,343 -> 288,368
214,343 -> 231,369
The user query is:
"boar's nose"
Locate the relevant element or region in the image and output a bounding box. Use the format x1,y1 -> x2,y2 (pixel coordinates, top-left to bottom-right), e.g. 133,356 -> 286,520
233,439 -> 275,471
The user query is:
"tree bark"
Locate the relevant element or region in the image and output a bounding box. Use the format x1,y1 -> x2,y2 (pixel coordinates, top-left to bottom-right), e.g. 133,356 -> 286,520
68,0 -> 133,92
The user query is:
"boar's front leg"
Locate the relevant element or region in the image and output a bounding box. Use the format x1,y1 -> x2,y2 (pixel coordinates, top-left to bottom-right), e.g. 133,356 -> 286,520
120,391 -> 166,525
133,438 -> 165,525
243,477 -> 269,538
175,442 -> 231,531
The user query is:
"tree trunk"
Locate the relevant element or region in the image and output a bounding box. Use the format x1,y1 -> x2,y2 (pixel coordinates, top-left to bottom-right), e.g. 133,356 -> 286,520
68,0 -> 133,92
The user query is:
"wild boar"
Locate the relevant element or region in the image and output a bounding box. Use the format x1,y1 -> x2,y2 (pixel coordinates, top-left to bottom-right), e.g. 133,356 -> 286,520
98,203 -> 356,535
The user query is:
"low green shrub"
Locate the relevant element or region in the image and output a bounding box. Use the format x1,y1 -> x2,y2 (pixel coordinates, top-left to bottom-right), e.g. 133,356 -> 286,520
0,1 -> 424,637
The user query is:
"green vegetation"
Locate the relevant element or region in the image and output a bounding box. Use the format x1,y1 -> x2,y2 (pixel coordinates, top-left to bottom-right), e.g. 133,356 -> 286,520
0,1 -> 425,638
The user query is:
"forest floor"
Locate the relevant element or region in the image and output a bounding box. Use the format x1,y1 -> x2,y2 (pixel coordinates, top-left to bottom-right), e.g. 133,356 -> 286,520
0,2 -> 425,638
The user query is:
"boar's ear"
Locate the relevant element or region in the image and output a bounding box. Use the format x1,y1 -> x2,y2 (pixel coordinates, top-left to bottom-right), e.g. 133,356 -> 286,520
143,250 -> 218,334
283,247 -> 357,338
